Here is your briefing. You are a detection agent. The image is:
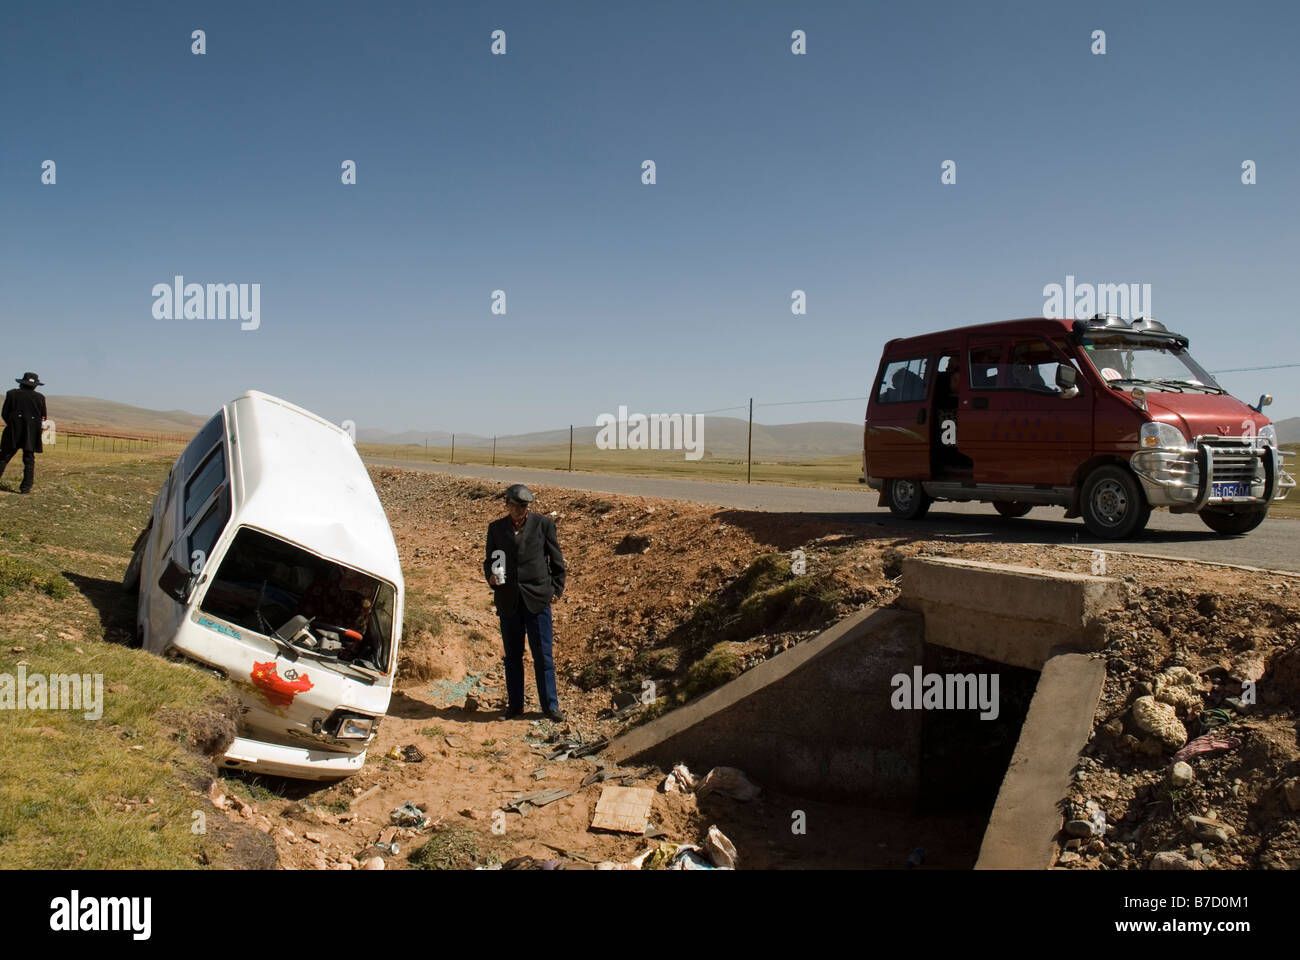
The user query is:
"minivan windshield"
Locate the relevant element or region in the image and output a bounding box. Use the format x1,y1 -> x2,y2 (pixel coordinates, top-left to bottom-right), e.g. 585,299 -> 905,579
199,527 -> 396,674
1079,336 -> 1223,394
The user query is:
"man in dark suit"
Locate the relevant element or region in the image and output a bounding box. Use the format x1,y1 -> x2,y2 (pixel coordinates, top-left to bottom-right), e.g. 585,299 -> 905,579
0,372 -> 48,494
483,484 -> 567,720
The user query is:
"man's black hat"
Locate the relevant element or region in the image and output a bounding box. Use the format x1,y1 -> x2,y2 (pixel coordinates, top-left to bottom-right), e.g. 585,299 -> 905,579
16,372 -> 43,387
504,484 -> 534,504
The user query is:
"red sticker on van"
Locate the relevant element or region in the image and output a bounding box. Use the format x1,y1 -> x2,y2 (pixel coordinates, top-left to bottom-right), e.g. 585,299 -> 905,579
251,661 -> 313,707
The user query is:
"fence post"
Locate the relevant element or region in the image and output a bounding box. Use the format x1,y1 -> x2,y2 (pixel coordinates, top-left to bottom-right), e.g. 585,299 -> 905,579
451,434 -> 455,465
492,436 -> 496,467
747,398 -> 753,484
568,425 -> 573,472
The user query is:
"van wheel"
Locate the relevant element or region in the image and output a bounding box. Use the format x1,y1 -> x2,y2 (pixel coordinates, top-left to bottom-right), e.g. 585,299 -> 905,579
1199,506 -> 1267,536
1081,466 -> 1150,539
886,479 -> 931,520
121,545 -> 144,592
993,502 -> 1032,518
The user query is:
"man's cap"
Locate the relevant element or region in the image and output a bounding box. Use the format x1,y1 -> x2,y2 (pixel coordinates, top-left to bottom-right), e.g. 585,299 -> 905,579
504,483 -> 534,504
16,372 -> 43,387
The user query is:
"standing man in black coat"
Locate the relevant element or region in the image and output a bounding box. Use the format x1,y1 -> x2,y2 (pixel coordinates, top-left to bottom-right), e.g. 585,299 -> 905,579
483,484 -> 567,721
0,373 -> 48,494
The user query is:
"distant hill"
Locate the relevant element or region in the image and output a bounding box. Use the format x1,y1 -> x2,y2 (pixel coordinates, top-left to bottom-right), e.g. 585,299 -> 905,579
46,396 -> 207,437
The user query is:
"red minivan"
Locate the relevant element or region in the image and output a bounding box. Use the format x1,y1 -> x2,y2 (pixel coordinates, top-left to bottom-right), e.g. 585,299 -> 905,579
863,315 -> 1294,539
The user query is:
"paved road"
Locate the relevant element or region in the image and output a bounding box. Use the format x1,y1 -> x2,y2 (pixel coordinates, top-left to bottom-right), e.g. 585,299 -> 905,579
367,458 -> 1300,573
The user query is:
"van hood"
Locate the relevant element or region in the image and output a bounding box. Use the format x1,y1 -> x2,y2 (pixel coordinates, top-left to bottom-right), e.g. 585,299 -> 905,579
1143,392 -> 1270,442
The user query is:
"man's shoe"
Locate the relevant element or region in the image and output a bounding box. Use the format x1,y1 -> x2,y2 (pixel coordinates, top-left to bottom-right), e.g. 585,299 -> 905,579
543,708 -> 566,722
502,708 -> 524,720
18,489 -> 31,495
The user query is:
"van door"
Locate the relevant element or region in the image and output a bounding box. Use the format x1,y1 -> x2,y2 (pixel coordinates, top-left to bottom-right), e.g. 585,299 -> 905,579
960,337 -> 1092,485
866,355 -> 933,480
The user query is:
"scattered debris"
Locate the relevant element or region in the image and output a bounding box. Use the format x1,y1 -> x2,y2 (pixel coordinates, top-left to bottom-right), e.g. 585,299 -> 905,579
390,801 -> 430,829
696,766 -> 761,802
1172,733 -> 1242,765
590,785 -> 655,834
402,744 -> 425,763
1168,761 -> 1195,787
663,763 -> 695,793
906,847 -> 926,868
703,825 -> 738,868
1131,696 -> 1187,750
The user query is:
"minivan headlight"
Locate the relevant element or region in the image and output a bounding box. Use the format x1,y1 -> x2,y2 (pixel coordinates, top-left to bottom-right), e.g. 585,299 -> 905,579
1140,422 -> 1187,449
327,711 -> 377,739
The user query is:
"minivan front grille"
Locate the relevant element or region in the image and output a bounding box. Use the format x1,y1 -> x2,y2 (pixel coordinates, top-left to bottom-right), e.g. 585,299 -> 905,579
1197,436 -> 1264,485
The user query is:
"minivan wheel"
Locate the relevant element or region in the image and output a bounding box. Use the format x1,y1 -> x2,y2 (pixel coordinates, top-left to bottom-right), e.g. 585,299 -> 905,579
1081,465 -> 1150,539
1199,506 -> 1268,536
886,478 -> 931,520
121,545 -> 143,592
993,502 -> 1033,519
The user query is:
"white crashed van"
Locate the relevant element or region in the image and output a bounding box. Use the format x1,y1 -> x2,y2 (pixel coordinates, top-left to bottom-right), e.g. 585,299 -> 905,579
123,391 -> 404,780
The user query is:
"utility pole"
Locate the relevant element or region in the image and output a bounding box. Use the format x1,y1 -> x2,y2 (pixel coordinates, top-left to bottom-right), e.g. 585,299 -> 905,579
451,434 -> 455,464
492,436 -> 496,467
568,425 -> 574,472
747,398 -> 753,484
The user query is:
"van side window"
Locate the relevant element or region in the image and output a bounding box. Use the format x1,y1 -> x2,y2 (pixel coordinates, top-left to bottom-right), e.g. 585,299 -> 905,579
184,446 -> 226,526
877,358 -> 930,403
1007,339 -> 1064,393
968,345 -> 1004,389
188,490 -> 231,572
183,414 -> 225,475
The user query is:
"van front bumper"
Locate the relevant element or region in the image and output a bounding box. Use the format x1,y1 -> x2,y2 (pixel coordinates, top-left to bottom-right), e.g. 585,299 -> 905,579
1130,437 -> 1294,510
219,735 -> 367,781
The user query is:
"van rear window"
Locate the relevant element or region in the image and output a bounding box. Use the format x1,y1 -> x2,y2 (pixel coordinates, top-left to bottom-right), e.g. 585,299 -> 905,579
877,358 -> 930,403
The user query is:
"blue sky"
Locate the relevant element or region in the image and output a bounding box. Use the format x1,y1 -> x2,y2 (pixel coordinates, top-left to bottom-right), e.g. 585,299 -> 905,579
3,0 -> 1297,434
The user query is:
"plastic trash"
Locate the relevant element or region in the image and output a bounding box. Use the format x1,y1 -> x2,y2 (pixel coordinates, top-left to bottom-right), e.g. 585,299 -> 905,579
906,847 -> 925,868
663,763 -> 696,793
703,825 -> 738,869
696,767 -> 761,802
390,801 -> 429,829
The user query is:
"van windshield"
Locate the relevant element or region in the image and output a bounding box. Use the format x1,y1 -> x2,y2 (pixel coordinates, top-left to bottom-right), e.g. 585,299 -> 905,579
1079,337 -> 1223,394
198,527 -> 396,674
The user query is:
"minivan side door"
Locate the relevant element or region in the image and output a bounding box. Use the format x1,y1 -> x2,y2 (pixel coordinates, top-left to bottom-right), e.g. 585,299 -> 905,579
866,355 -> 933,480
960,336 -> 1092,485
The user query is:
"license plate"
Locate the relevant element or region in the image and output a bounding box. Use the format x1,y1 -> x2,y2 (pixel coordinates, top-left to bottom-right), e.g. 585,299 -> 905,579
1212,482 -> 1248,499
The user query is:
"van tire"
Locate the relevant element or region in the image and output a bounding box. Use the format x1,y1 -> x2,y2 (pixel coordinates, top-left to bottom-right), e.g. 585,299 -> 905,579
886,479 -> 931,520
993,502 -> 1033,519
1199,506 -> 1268,536
1081,465 -> 1150,539
121,544 -> 144,592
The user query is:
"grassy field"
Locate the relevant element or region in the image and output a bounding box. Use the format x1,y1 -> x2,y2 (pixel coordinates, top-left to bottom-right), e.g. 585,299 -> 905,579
0,443 -> 263,869
358,441 -> 868,489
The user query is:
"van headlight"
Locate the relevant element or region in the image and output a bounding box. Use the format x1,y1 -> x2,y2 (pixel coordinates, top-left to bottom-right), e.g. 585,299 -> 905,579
1140,422 -> 1187,450
327,710 -> 377,739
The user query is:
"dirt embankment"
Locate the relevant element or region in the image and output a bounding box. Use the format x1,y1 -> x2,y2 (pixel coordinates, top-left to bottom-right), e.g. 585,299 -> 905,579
212,468 -> 1300,870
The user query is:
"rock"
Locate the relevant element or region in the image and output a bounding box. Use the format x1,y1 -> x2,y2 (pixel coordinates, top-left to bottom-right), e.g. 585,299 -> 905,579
1087,839 -> 1105,855
1183,816 -> 1230,844
1057,851 -> 1080,865
1131,696 -> 1187,749
304,831 -> 326,844
1064,819 -> 1096,838
1283,779 -> 1300,812
464,696 -> 479,712
362,857 -> 385,870
1168,761 -> 1194,788
1066,838 -> 1081,850
1150,851 -> 1201,870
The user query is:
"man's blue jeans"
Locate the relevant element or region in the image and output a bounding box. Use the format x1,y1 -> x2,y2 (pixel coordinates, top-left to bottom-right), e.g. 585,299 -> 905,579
499,603 -> 559,714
